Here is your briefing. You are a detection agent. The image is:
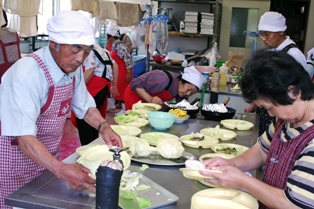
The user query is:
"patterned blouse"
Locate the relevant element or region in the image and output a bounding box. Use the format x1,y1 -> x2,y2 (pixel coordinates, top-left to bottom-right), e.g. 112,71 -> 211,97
112,40 -> 133,69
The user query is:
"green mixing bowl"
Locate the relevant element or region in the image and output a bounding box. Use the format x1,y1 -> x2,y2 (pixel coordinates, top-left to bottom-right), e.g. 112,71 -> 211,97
147,112 -> 176,130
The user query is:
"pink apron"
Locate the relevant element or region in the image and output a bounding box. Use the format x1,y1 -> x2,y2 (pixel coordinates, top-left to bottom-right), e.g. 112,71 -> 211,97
259,119 -> 314,209
0,54 -> 75,209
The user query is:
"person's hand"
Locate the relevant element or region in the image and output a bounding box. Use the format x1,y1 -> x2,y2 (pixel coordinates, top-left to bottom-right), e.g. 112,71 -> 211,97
244,103 -> 257,113
58,163 -> 96,193
202,157 -> 233,170
100,122 -> 123,148
126,70 -> 132,83
110,86 -> 119,98
201,165 -> 247,189
150,96 -> 163,105
307,47 -> 314,61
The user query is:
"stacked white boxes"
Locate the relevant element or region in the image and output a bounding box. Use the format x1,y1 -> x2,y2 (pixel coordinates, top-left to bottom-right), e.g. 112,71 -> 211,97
200,12 -> 214,35
183,11 -> 199,34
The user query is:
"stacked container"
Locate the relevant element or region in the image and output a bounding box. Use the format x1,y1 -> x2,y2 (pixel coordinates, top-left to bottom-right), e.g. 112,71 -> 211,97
200,12 -> 214,35
183,11 -> 199,34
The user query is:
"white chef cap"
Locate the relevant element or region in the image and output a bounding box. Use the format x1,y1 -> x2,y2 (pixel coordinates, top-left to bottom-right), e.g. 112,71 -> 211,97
106,21 -> 120,37
258,11 -> 287,32
182,66 -> 205,90
46,10 -> 95,45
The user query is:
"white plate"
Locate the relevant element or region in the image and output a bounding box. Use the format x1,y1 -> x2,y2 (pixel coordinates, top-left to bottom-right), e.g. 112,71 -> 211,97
198,179 -> 221,188
179,168 -> 221,180
199,153 -> 235,162
110,125 -> 142,136
174,115 -> 190,124
132,101 -> 162,111
76,143 -> 103,156
191,188 -> 258,209
117,118 -> 149,127
121,135 -> 142,148
211,143 -> 249,156
77,145 -> 131,177
131,151 -> 195,166
180,134 -> 219,149
221,119 -> 254,131
200,127 -> 237,141
140,132 -> 179,146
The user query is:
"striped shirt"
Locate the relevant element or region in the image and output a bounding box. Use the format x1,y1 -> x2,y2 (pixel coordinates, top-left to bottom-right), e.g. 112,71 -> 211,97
130,70 -> 180,98
258,118 -> 314,208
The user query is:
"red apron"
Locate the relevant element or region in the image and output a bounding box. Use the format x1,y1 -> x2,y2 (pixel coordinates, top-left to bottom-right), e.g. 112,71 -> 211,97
259,119 -> 314,209
124,83 -> 173,110
0,54 -> 75,209
110,48 -> 132,101
71,75 -> 110,128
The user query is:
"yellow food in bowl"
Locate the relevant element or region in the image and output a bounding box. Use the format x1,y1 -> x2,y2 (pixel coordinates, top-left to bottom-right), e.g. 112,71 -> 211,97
169,108 -> 188,118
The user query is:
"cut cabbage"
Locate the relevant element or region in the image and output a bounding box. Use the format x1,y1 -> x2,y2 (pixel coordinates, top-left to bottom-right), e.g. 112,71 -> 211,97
130,139 -> 155,157
157,138 -> 185,159
114,114 -> 137,124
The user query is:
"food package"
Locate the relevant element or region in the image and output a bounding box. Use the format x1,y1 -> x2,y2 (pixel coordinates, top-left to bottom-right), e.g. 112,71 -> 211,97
226,51 -> 244,75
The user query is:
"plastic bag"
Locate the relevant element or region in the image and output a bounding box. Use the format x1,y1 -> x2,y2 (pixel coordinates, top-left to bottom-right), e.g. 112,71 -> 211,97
204,42 -> 221,67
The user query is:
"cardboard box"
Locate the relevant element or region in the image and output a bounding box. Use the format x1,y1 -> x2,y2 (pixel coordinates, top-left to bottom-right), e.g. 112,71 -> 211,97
184,15 -> 198,22
184,22 -> 198,27
200,28 -> 213,35
185,11 -> 198,16
167,52 -> 185,61
201,18 -> 214,25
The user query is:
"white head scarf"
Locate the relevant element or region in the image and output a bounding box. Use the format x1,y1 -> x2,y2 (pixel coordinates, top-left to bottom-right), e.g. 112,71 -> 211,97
258,11 -> 287,32
106,21 -> 120,37
182,66 -> 205,90
46,10 -> 95,45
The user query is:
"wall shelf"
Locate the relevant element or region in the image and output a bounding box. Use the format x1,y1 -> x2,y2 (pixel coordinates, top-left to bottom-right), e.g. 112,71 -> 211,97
148,0 -> 222,71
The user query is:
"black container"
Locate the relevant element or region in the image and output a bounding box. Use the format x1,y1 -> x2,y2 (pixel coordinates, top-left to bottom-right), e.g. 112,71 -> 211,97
201,107 -> 236,121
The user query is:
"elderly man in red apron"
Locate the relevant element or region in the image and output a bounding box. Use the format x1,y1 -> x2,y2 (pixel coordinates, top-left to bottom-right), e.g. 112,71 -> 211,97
0,11 -> 122,209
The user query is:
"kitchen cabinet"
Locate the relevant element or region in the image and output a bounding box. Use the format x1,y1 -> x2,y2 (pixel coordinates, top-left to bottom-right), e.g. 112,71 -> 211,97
148,0 -> 222,71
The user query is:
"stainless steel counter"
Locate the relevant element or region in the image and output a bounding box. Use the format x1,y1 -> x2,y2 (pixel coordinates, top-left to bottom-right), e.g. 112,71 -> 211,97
6,113 -> 259,209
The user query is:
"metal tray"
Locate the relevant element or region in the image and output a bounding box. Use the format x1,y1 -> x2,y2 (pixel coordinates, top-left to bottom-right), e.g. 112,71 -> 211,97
119,173 -> 179,208
131,151 -> 196,166
28,172 -> 178,209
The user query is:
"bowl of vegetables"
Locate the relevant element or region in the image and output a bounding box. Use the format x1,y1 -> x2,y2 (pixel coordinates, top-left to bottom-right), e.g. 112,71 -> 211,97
147,112 -> 176,130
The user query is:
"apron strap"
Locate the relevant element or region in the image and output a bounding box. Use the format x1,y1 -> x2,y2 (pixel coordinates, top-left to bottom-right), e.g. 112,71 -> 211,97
92,49 -> 112,80
282,43 -> 297,53
162,70 -> 173,91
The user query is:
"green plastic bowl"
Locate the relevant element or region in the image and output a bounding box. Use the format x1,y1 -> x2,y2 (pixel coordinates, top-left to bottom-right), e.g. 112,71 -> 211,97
147,112 -> 176,130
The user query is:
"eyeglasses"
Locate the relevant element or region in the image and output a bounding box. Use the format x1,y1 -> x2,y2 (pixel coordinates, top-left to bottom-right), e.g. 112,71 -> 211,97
68,44 -> 92,55
259,31 -> 273,38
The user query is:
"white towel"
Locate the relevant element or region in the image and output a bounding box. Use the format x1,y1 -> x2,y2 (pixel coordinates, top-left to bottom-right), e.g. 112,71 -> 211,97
71,0 -> 98,17
116,2 -> 143,27
0,1 -> 6,27
97,0 -> 118,25
19,16 -> 38,37
5,0 -> 41,16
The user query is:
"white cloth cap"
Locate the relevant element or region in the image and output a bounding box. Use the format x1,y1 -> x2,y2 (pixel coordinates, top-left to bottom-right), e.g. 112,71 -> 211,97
258,11 -> 287,32
106,21 -> 120,37
46,10 -> 95,45
182,66 -> 205,90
